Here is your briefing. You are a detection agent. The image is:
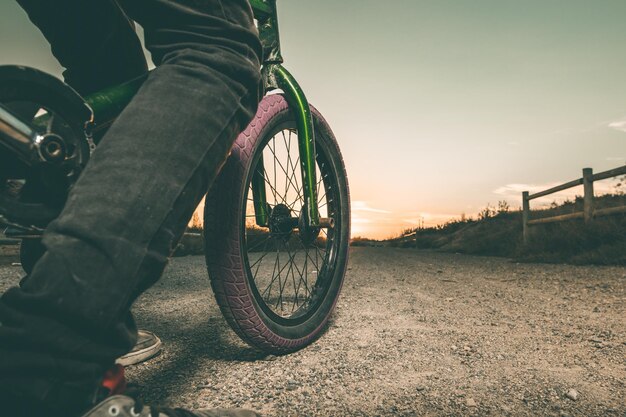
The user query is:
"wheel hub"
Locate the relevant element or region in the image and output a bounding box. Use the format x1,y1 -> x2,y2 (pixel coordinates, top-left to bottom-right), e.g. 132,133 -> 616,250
268,204 -> 295,240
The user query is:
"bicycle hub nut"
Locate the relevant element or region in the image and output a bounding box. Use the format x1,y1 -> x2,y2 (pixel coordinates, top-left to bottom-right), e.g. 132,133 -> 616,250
37,133 -> 67,163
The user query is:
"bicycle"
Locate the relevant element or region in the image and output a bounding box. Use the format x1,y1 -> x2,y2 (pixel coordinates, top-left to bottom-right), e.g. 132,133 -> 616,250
0,0 -> 350,354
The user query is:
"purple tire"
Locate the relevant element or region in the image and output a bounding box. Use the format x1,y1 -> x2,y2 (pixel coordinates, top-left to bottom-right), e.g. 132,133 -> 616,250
204,95 -> 350,353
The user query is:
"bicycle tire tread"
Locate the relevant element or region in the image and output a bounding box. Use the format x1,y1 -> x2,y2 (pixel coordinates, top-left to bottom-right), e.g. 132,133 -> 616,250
204,95 -> 349,353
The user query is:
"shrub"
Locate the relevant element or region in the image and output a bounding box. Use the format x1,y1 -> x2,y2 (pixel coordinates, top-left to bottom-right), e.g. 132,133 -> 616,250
395,195 -> 625,265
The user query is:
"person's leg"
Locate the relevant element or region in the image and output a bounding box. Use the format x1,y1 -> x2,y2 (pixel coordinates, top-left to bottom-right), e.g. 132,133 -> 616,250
0,0 -> 262,416
15,0 -> 148,95
12,0 -> 163,369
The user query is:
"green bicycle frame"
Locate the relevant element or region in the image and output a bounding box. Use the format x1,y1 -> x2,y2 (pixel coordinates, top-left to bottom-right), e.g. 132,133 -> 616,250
84,0 -> 320,230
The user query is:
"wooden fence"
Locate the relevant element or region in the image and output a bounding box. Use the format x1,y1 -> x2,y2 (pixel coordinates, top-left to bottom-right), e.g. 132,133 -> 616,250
396,230 -> 418,247
522,165 -> 626,243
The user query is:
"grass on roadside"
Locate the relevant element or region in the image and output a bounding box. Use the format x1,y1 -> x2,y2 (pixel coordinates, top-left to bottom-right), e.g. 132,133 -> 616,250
385,194 -> 626,266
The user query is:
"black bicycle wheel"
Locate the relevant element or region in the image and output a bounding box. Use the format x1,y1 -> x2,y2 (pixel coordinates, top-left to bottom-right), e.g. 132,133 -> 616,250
0,68 -> 89,227
204,95 -> 350,353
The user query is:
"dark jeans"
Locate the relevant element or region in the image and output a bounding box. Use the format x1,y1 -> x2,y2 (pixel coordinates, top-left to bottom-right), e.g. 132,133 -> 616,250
0,1 -> 261,415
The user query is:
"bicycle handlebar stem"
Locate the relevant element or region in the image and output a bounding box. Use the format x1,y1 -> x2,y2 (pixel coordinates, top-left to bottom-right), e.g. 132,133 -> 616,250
253,0 -> 283,65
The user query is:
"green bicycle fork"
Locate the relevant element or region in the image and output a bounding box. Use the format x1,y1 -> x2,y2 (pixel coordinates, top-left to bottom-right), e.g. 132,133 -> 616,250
251,0 -> 322,230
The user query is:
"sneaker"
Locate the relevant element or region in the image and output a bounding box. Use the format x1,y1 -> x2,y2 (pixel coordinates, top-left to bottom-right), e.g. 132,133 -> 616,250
82,394 -> 261,417
116,330 -> 162,366
84,367 -> 261,417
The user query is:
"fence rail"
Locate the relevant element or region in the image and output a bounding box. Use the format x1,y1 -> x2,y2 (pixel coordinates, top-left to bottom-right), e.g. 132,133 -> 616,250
522,165 -> 626,243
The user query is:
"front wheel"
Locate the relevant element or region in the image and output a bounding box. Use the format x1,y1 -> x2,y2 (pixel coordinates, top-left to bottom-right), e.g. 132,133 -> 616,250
204,95 -> 350,353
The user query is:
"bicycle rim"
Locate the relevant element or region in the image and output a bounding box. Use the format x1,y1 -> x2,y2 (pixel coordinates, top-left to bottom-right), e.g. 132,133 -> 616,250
242,120 -> 340,327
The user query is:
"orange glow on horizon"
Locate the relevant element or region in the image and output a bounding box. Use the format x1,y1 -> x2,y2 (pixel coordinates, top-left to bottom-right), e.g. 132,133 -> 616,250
189,197 -> 465,240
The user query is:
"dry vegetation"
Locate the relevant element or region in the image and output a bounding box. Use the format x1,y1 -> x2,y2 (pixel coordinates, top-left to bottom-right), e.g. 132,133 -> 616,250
380,193 -> 626,266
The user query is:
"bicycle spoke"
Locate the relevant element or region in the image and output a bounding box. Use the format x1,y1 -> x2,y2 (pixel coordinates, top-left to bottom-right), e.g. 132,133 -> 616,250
304,244 -> 321,274
267,141 -> 300,205
284,131 -> 303,202
290,249 -> 308,305
314,246 -> 325,268
260,164 -> 278,204
244,127 -> 339,319
250,236 -> 271,280
282,131 -> 296,204
247,235 -> 273,254
276,245 -> 289,311
286,154 -> 304,208
272,137 -> 277,205
262,166 -> 285,206
46,112 -> 54,134
249,243 -> 272,270
263,246 -> 281,302
262,244 -> 296,300
283,243 -> 300,310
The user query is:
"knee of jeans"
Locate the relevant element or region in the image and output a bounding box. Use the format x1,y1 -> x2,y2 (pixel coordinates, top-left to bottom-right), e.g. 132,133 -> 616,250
158,46 -> 261,90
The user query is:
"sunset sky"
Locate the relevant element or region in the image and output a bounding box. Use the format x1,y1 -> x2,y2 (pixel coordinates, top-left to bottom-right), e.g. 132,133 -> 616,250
1,0 -> 625,239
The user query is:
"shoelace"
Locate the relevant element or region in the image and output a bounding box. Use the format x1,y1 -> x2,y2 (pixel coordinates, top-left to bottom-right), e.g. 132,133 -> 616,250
125,385 -> 198,417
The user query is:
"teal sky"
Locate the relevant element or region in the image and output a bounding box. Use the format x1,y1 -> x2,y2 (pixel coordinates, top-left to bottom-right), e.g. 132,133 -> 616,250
1,1 -> 625,238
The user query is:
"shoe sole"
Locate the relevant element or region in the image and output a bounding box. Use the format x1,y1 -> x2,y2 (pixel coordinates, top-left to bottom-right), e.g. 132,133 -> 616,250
115,332 -> 162,366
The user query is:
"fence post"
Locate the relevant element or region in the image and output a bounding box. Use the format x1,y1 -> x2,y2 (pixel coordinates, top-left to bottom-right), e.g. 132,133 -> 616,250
582,168 -> 594,223
522,191 -> 530,244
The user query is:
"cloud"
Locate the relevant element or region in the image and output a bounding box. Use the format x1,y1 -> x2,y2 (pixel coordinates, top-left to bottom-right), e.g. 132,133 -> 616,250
606,157 -> 625,162
494,180 -> 618,207
493,183 -> 557,196
608,119 -> 626,133
352,201 -> 391,213
401,211 -> 461,227
350,202 -> 394,237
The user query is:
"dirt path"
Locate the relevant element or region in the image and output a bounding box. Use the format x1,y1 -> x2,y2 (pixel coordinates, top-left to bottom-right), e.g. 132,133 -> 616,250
0,247 -> 624,416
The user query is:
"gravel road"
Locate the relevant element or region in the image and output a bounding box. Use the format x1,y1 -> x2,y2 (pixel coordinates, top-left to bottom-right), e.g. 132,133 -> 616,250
0,247 -> 624,416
